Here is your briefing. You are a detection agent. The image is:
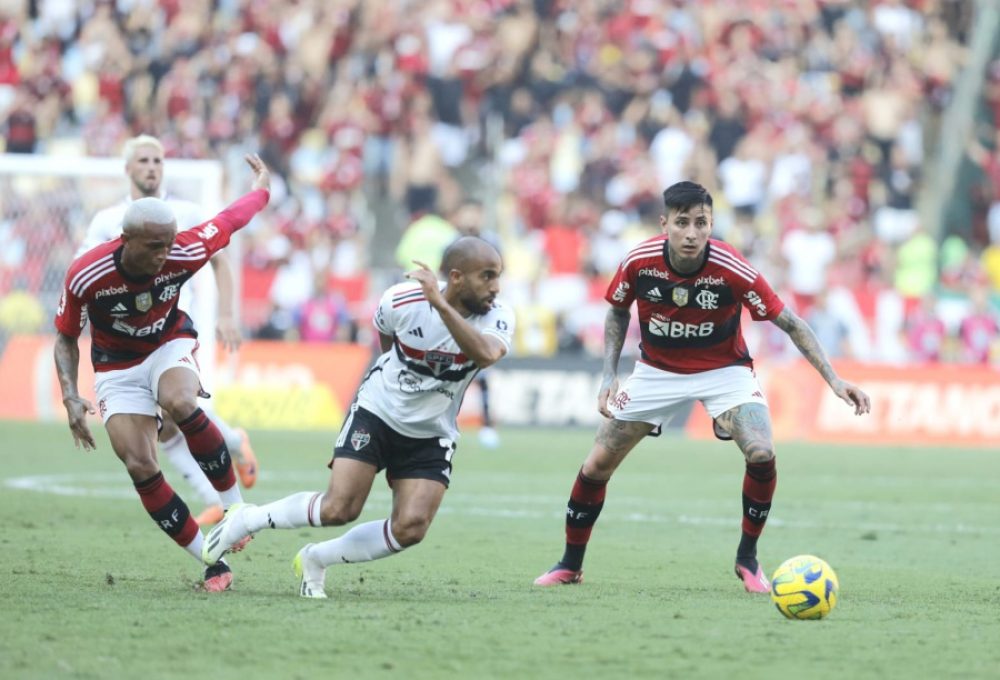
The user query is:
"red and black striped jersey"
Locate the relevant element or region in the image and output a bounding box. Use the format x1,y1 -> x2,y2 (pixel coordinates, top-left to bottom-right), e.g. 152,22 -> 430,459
54,189 -> 269,372
605,235 -> 785,373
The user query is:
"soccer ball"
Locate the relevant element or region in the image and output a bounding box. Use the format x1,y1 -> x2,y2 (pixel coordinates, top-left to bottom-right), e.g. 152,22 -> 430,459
770,555 -> 839,620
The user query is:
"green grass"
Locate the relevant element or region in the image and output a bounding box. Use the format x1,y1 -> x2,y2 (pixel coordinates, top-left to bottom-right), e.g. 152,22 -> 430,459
1,420 -> 997,679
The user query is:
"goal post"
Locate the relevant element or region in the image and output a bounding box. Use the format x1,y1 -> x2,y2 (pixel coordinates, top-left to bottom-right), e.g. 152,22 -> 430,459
0,152 -> 227,386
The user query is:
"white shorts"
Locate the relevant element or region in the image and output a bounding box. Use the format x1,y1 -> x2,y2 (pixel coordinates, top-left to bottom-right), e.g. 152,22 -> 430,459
608,361 -> 767,427
94,338 -> 201,423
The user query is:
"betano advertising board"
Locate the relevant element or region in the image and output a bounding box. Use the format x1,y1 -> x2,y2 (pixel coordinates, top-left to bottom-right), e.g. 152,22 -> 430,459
1,336 -> 997,447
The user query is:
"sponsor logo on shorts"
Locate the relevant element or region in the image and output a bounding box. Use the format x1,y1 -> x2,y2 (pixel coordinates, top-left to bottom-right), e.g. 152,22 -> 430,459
610,390 -> 630,410
350,429 -> 371,451
98,399 -> 107,418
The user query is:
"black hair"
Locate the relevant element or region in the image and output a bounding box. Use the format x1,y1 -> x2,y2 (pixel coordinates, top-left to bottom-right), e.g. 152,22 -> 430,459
662,181 -> 713,213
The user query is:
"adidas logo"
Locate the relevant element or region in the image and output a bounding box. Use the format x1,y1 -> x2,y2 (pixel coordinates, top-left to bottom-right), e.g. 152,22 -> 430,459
408,327 -> 424,338
110,302 -> 128,316
646,287 -> 663,302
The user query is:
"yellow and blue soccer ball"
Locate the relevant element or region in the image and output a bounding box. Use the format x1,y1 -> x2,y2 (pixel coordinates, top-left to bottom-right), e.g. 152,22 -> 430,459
770,555 -> 839,620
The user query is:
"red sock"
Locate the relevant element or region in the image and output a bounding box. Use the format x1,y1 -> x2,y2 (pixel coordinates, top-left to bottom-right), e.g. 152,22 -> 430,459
741,458 -> 777,538
135,472 -> 199,547
560,469 -> 608,570
176,408 -> 236,491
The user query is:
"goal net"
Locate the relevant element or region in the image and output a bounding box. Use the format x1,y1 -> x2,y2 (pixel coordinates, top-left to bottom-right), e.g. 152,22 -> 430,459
0,153 -> 226,384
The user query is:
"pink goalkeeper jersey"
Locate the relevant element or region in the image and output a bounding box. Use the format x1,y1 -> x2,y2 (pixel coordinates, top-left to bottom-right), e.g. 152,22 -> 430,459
605,236 -> 785,374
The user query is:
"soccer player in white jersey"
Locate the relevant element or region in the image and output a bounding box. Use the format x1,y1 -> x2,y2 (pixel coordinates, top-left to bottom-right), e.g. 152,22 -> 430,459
202,237 -> 515,598
77,135 -> 259,526
533,181 -> 871,592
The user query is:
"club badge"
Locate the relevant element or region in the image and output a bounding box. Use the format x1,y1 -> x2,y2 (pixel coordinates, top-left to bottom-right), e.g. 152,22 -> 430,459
350,429 -> 371,451
135,292 -> 152,312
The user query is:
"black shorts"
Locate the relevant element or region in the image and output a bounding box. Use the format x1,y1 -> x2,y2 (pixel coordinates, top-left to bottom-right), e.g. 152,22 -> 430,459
332,405 -> 456,487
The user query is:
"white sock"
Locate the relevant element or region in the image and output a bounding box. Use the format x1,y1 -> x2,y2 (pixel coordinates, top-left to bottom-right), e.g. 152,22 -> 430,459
183,531 -> 205,562
217,483 -> 243,509
209,412 -> 244,453
160,432 -> 219,506
311,519 -> 404,566
243,492 -> 323,533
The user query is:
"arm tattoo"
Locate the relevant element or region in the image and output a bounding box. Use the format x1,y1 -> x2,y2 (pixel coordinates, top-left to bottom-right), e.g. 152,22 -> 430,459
772,308 -> 837,384
602,307 -> 631,381
53,334 -> 82,401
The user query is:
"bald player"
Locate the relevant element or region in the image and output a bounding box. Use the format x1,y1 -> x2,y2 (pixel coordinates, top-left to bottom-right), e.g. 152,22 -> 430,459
201,237 -> 516,598
54,154 -> 271,592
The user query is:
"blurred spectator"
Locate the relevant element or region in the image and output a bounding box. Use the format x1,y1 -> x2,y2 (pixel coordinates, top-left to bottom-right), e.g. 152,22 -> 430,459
0,0 -> 988,366
395,211 -> 460,274
957,286 -> 1000,364
904,294 -> 948,363
299,273 -> 353,343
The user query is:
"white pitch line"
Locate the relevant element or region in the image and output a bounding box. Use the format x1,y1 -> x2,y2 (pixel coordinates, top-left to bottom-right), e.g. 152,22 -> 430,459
4,472 -> 999,537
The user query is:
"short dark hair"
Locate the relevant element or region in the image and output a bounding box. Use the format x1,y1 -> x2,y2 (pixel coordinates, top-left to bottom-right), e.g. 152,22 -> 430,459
662,181 -> 713,213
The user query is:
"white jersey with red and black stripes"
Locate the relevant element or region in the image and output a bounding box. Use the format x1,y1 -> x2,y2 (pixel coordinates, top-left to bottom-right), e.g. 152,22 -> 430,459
605,236 -> 785,373
357,281 -> 515,440
54,189 -> 269,372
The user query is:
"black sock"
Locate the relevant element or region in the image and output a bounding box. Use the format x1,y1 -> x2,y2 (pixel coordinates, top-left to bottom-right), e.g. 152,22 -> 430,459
736,533 -> 758,564
559,544 -> 587,572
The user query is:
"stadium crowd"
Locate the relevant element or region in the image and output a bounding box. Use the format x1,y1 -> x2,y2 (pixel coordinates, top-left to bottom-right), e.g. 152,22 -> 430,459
1,0 -> 998,365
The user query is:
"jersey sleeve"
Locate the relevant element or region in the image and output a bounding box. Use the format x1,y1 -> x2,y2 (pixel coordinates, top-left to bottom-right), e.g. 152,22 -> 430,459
740,270 -> 785,321
53,277 -> 87,338
173,189 -> 270,262
482,303 -> 515,352
372,286 -> 397,336
604,258 -> 636,308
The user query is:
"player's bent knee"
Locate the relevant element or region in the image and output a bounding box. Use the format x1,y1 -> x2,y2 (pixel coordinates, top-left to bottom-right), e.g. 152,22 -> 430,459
743,447 -> 775,464
122,456 -> 160,483
159,395 -> 199,423
390,517 -> 430,547
319,500 -> 362,527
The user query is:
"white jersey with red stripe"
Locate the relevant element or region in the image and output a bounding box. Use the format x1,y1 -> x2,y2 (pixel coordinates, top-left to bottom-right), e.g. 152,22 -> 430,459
605,235 -> 785,373
54,190 -> 269,372
357,281 -> 515,440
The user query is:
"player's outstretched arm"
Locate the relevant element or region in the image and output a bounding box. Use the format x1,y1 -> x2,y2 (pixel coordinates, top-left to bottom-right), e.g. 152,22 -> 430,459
406,260 -> 507,368
771,308 -> 871,416
53,333 -> 97,450
245,153 -> 270,192
598,306 -> 631,418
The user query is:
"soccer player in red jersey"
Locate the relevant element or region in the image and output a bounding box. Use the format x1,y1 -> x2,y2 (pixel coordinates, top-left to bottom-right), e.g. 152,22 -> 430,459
53,154 -> 271,592
534,181 -> 871,592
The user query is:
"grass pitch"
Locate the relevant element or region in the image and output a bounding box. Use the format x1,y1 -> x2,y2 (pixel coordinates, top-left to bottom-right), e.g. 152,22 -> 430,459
0,420 -> 997,679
